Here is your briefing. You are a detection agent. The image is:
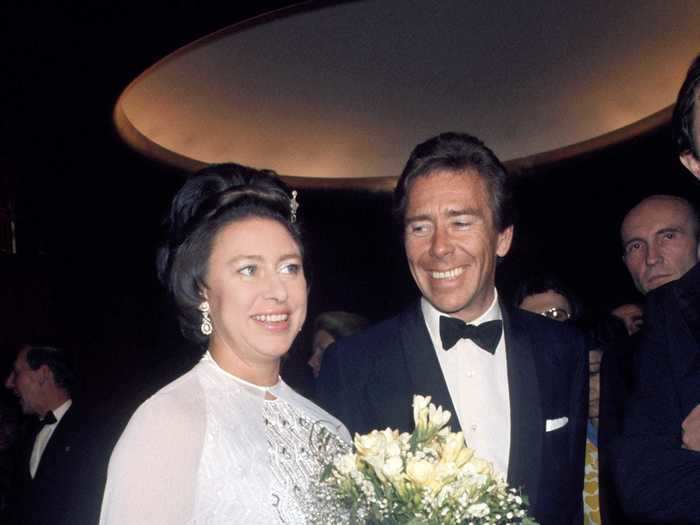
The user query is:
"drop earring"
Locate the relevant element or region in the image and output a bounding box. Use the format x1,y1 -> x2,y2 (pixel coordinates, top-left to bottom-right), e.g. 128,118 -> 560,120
199,301 -> 213,335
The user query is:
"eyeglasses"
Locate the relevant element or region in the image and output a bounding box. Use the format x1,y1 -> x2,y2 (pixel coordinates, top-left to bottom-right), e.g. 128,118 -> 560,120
540,307 -> 571,321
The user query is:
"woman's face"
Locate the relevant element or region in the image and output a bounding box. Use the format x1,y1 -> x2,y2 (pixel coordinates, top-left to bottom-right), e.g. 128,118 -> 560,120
519,290 -> 572,321
204,217 -> 307,377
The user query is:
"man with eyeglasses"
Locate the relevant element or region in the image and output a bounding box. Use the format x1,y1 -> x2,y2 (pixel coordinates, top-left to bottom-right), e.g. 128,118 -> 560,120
615,52 -> 700,524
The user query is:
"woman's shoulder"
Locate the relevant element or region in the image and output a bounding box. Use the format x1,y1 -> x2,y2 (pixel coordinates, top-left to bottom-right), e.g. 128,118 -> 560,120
126,364 -> 207,436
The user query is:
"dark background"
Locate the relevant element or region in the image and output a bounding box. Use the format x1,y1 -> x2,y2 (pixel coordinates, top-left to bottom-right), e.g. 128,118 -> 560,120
2,2 -> 699,415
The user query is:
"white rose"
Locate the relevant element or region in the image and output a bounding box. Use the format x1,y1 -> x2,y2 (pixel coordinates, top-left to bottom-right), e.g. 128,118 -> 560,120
381,455 -> 404,480
354,430 -> 387,457
466,502 -> 490,518
440,432 -> 465,464
334,453 -> 358,475
406,458 -> 435,486
465,457 -> 494,476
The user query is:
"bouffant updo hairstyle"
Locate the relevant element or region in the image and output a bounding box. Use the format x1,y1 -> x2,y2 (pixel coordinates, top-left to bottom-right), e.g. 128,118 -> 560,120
156,163 -> 303,346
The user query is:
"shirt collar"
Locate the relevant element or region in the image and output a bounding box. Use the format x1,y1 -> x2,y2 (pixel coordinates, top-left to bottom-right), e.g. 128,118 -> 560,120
422,289 -> 502,350
202,351 -> 283,397
49,399 -> 72,424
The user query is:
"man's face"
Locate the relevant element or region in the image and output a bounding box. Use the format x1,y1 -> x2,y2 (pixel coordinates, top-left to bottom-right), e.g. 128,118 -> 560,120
680,99 -> 700,179
621,196 -> 700,294
404,170 -> 513,322
4,348 -> 43,415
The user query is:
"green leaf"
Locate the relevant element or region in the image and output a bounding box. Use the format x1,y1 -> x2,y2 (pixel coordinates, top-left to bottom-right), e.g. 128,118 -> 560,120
320,463 -> 334,482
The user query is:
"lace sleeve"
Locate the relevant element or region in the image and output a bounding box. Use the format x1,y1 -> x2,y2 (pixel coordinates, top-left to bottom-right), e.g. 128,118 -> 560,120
99,375 -> 206,525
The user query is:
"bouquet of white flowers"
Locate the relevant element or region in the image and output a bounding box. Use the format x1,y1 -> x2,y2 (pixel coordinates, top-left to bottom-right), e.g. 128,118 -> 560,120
320,395 -> 537,525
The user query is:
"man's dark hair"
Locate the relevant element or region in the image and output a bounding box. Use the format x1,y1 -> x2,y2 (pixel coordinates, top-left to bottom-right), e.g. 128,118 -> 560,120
672,53 -> 700,159
25,345 -> 76,395
393,132 -> 512,232
313,311 -> 369,340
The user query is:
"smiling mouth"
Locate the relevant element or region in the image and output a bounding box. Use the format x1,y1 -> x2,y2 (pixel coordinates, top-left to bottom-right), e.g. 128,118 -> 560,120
252,313 -> 289,323
429,266 -> 465,280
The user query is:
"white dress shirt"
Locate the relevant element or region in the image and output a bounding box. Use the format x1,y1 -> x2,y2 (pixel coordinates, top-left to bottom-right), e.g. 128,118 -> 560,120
422,290 -> 511,477
30,399 -> 72,478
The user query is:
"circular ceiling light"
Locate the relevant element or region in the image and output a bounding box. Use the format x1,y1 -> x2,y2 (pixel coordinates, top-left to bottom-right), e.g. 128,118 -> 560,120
115,0 -> 700,189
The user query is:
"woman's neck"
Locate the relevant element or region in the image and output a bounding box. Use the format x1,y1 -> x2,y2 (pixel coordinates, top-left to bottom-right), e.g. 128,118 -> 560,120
209,345 -> 280,387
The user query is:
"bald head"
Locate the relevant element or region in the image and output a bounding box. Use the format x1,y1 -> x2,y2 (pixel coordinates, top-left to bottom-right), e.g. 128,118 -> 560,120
621,195 -> 700,294
674,54 -> 700,178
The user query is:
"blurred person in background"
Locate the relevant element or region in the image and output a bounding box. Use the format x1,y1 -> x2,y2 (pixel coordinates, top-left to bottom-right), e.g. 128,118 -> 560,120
308,311 -> 368,379
616,54 -> 700,524
4,344 -> 107,525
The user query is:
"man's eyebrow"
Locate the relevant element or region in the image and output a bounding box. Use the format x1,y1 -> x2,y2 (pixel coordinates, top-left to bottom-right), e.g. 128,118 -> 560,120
656,226 -> 685,235
404,213 -> 432,224
446,207 -> 482,217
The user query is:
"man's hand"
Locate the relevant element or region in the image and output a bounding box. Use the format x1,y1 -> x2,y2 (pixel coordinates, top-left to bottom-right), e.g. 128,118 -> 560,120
681,403 -> 700,451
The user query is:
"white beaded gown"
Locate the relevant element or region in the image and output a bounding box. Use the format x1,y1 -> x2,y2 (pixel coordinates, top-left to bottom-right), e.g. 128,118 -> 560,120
99,352 -> 351,525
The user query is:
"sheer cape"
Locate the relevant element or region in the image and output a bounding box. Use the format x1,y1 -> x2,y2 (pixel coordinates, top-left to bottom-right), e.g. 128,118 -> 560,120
99,352 -> 350,525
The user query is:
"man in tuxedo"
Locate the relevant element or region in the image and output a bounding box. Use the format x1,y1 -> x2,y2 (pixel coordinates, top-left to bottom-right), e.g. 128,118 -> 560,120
615,54 -> 700,523
317,132 -> 588,524
5,345 -> 106,525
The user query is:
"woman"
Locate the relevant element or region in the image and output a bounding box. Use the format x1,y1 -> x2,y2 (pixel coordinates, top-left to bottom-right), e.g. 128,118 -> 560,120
99,164 -> 350,524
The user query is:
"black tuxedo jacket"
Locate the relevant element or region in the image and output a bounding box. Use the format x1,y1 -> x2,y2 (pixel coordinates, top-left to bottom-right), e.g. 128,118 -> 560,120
316,301 -> 587,525
616,263 -> 700,524
13,403 -> 109,525
596,329 -> 639,525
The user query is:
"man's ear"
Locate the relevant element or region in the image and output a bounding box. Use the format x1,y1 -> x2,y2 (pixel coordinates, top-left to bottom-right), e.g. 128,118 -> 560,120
37,364 -> 51,386
680,152 -> 700,180
496,225 -> 514,257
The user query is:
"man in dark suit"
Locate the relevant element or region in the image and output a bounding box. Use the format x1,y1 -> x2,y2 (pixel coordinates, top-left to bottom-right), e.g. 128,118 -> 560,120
317,132 -> 588,525
4,345 -> 106,525
615,54 -> 700,524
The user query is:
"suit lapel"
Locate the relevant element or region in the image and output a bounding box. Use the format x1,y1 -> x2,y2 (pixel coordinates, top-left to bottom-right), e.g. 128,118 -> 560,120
33,406 -> 73,480
364,301 -> 460,433
668,271 -> 700,414
675,262 -> 700,346
502,305 -> 543,510
398,302 -> 461,432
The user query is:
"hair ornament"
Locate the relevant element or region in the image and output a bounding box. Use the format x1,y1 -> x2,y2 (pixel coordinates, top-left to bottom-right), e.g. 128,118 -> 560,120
290,190 -> 299,223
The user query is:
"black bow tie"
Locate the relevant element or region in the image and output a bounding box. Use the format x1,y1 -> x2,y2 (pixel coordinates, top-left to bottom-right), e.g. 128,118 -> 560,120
39,412 -> 57,426
439,317 -> 503,354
